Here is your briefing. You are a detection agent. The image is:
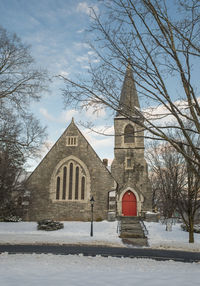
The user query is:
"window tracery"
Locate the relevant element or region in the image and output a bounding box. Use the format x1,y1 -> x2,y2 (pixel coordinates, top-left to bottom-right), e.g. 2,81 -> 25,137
52,157 -> 89,202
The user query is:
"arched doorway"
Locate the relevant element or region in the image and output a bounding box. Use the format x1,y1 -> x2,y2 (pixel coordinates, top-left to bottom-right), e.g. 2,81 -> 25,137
122,191 -> 137,216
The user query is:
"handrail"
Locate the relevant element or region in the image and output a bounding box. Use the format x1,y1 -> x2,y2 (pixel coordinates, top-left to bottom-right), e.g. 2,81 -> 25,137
117,220 -> 121,234
139,218 -> 148,236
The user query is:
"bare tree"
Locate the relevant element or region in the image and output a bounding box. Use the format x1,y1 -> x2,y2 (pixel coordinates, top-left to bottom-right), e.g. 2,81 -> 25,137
0,141 -> 24,216
61,0 -> 200,242
61,1 -> 200,241
0,26 -> 48,216
177,144 -> 200,242
147,138 -> 200,241
0,26 -> 47,108
0,25 -> 48,152
61,0 -> 200,177
147,141 -> 186,219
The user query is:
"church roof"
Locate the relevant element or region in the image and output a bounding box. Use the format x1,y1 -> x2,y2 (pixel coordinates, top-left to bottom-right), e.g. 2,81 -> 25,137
117,62 -> 140,117
27,118 -> 115,181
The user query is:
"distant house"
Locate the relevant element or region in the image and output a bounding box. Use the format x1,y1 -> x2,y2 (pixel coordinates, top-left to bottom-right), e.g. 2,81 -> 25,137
25,65 -> 152,221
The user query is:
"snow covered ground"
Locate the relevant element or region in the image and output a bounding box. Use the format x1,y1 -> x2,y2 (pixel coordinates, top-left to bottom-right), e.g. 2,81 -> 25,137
0,221 -> 123,247
145,222 -> 200,252
0,221 -> 200,285
0,220 -> 200,251
0,253 -> 199,286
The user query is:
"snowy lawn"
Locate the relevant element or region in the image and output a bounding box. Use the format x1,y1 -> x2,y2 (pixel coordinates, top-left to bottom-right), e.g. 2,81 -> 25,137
0,221 -> 124,247
145,221 -> 200,251
0,221 -> 200,285
0,220 -> 200,251
0,253 -> 199,286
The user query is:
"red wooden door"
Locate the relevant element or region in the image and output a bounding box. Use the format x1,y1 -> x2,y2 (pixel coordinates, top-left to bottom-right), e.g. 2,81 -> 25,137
122,191 -> 137,216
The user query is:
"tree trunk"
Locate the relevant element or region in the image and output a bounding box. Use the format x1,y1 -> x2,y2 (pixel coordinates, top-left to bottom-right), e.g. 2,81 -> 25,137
189,228 -> 194,243
188,216 -> 194,243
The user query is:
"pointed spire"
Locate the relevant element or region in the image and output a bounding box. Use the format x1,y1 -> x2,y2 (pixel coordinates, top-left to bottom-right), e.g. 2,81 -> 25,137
117,60 -> 140,117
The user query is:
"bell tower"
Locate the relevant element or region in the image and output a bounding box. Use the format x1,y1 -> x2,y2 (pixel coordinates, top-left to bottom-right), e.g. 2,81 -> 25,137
111,63 -> 152,217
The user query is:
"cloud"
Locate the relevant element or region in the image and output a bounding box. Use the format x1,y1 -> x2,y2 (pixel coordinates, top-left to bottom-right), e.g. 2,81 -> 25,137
29,16 -> 40,26
85,133 -> 113,149
40,108 -> 78,123
81,124 -> 114,148
143,99 -> 194,127
76,55 -> 89,63
87,50 -> 95,56
76,53 -> 100,65
84,106 -> 106,119
76,2 -> 99,16
76,29 -> 85,34
60,110 -> 78,123
40,108 -> 55,121
59,71 -> 70,77
73,42 -> 90,49
82,65 -> 90,69
94,125 -> 114,136
82,125 -> 114,165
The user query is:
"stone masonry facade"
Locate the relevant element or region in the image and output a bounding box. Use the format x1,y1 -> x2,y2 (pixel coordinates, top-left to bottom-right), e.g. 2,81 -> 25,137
111,117 -> 152,217
26,120 -> 116,221
25,65 -> 152,221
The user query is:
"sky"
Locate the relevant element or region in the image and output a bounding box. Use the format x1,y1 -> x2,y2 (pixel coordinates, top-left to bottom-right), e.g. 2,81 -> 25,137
0,0 -> 115,170
0,1 -> 199,171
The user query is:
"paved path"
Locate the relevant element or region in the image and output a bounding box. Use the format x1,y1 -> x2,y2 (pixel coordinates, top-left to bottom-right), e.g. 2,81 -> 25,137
0,244 -> 200,263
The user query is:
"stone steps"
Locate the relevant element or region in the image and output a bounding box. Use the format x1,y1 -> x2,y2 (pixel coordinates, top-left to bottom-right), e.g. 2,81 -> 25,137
120,232 -> 145,239
120,216 -> 140,222
121,225 -> 144,231
119,216 -> 148,246
122,237 -> 148,247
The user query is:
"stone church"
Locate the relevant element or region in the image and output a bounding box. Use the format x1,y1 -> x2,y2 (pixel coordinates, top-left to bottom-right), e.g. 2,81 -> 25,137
25,65 -> 152,221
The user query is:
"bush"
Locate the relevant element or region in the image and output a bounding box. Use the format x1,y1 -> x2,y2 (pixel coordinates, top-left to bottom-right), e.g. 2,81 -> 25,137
181,224 -> 200,233
1,215 -> 22,222
37,219 -> 64,231
96,217 -> 103,222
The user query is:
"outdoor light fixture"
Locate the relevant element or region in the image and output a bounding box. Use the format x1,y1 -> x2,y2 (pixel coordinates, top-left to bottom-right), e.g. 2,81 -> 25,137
90,196 -> 95,237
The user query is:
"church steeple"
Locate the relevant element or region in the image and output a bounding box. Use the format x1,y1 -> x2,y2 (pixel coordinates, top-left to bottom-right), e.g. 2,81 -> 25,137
111,61 -> 152,218
117,62 -> 140,116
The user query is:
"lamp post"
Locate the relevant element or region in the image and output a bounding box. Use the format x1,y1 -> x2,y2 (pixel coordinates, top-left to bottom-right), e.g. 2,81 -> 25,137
90,196 -> 95,237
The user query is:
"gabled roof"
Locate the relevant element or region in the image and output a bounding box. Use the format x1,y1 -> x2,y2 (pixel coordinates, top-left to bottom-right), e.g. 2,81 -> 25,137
27,118 -> 115,181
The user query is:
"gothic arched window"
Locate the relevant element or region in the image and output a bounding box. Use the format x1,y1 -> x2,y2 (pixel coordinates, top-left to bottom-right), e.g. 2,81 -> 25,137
81,176 -> 85,200
52,156 -> 90,202
75,166 -> 79,200
62,167 -> 67,200
68,163 -> 73,200
124,124 -> 134,143
56,177 -> 60,200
